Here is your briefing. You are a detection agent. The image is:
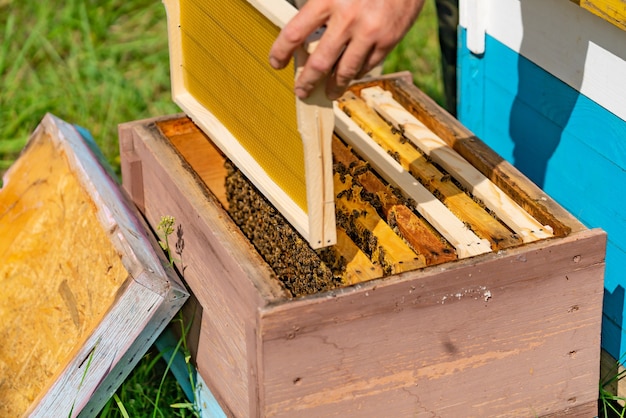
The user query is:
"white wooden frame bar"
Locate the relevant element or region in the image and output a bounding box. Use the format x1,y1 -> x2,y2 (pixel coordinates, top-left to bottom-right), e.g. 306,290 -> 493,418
361,86 -> 554,243
334,104 -> 492,258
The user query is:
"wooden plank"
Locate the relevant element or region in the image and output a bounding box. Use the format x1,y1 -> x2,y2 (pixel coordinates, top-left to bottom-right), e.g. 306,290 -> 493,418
334,100 -> 492,258
541,400 -> 598,417
331,135 -> 457,265
246,0 -> 297,28
156,117 -> 228,208
337,91 -> 521,250
362,86 -> 554,243
259,228 -> 606,417
294,47 -> 336,248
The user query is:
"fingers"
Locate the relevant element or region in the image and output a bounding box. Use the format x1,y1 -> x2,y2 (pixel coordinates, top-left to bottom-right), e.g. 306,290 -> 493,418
294,21 -> 350,99
269,1 -> 330,70
270,0 -> 427,100
325,40 -> 374,100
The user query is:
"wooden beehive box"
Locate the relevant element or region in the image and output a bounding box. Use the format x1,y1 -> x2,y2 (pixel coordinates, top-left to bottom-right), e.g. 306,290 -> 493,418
119,77 -> 606,417
0,114 -> 188,417
458,0 -> 626,398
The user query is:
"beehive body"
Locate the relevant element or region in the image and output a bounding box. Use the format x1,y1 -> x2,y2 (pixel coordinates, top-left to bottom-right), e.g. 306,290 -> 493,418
120,77 -> 605,416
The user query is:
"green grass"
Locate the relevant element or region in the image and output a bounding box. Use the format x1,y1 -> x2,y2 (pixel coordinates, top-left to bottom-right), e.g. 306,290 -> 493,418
0,0 -> 442,176
99,311 -> 199,418
0,0 -> 178,174
384,0 -> 445,106
600,358 -> 626,418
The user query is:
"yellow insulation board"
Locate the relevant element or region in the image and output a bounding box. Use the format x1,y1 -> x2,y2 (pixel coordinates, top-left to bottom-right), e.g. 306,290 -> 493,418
0,134 -> 128,416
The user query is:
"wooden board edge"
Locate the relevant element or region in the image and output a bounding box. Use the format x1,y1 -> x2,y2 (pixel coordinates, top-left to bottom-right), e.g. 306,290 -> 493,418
573,0 -> 626,31
246,0 -> 298,29
295,47 -> 337,248
162,0 -> 184,99
260,226 -> 606,322
29,277 -> 185,417
540,399 -> 598,417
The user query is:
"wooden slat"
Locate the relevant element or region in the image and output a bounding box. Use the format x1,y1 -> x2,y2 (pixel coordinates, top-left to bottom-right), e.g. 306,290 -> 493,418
338,91 -> 521,250
332,135 -> 457,266
358,77 -> 578,237
294,46 -> 336,248
334,99 -> 492,258
361,86 -> 554,243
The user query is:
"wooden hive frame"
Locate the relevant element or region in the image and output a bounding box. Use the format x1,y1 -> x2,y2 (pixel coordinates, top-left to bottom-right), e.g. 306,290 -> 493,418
163,0 -> 336,249
0,114 -> 188,417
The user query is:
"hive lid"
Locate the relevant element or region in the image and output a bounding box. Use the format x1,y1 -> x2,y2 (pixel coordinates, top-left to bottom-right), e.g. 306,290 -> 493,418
0,114 -> 188,417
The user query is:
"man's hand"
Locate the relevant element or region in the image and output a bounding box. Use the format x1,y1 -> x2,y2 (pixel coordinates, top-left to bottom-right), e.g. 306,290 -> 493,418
269,0 -> 425,100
